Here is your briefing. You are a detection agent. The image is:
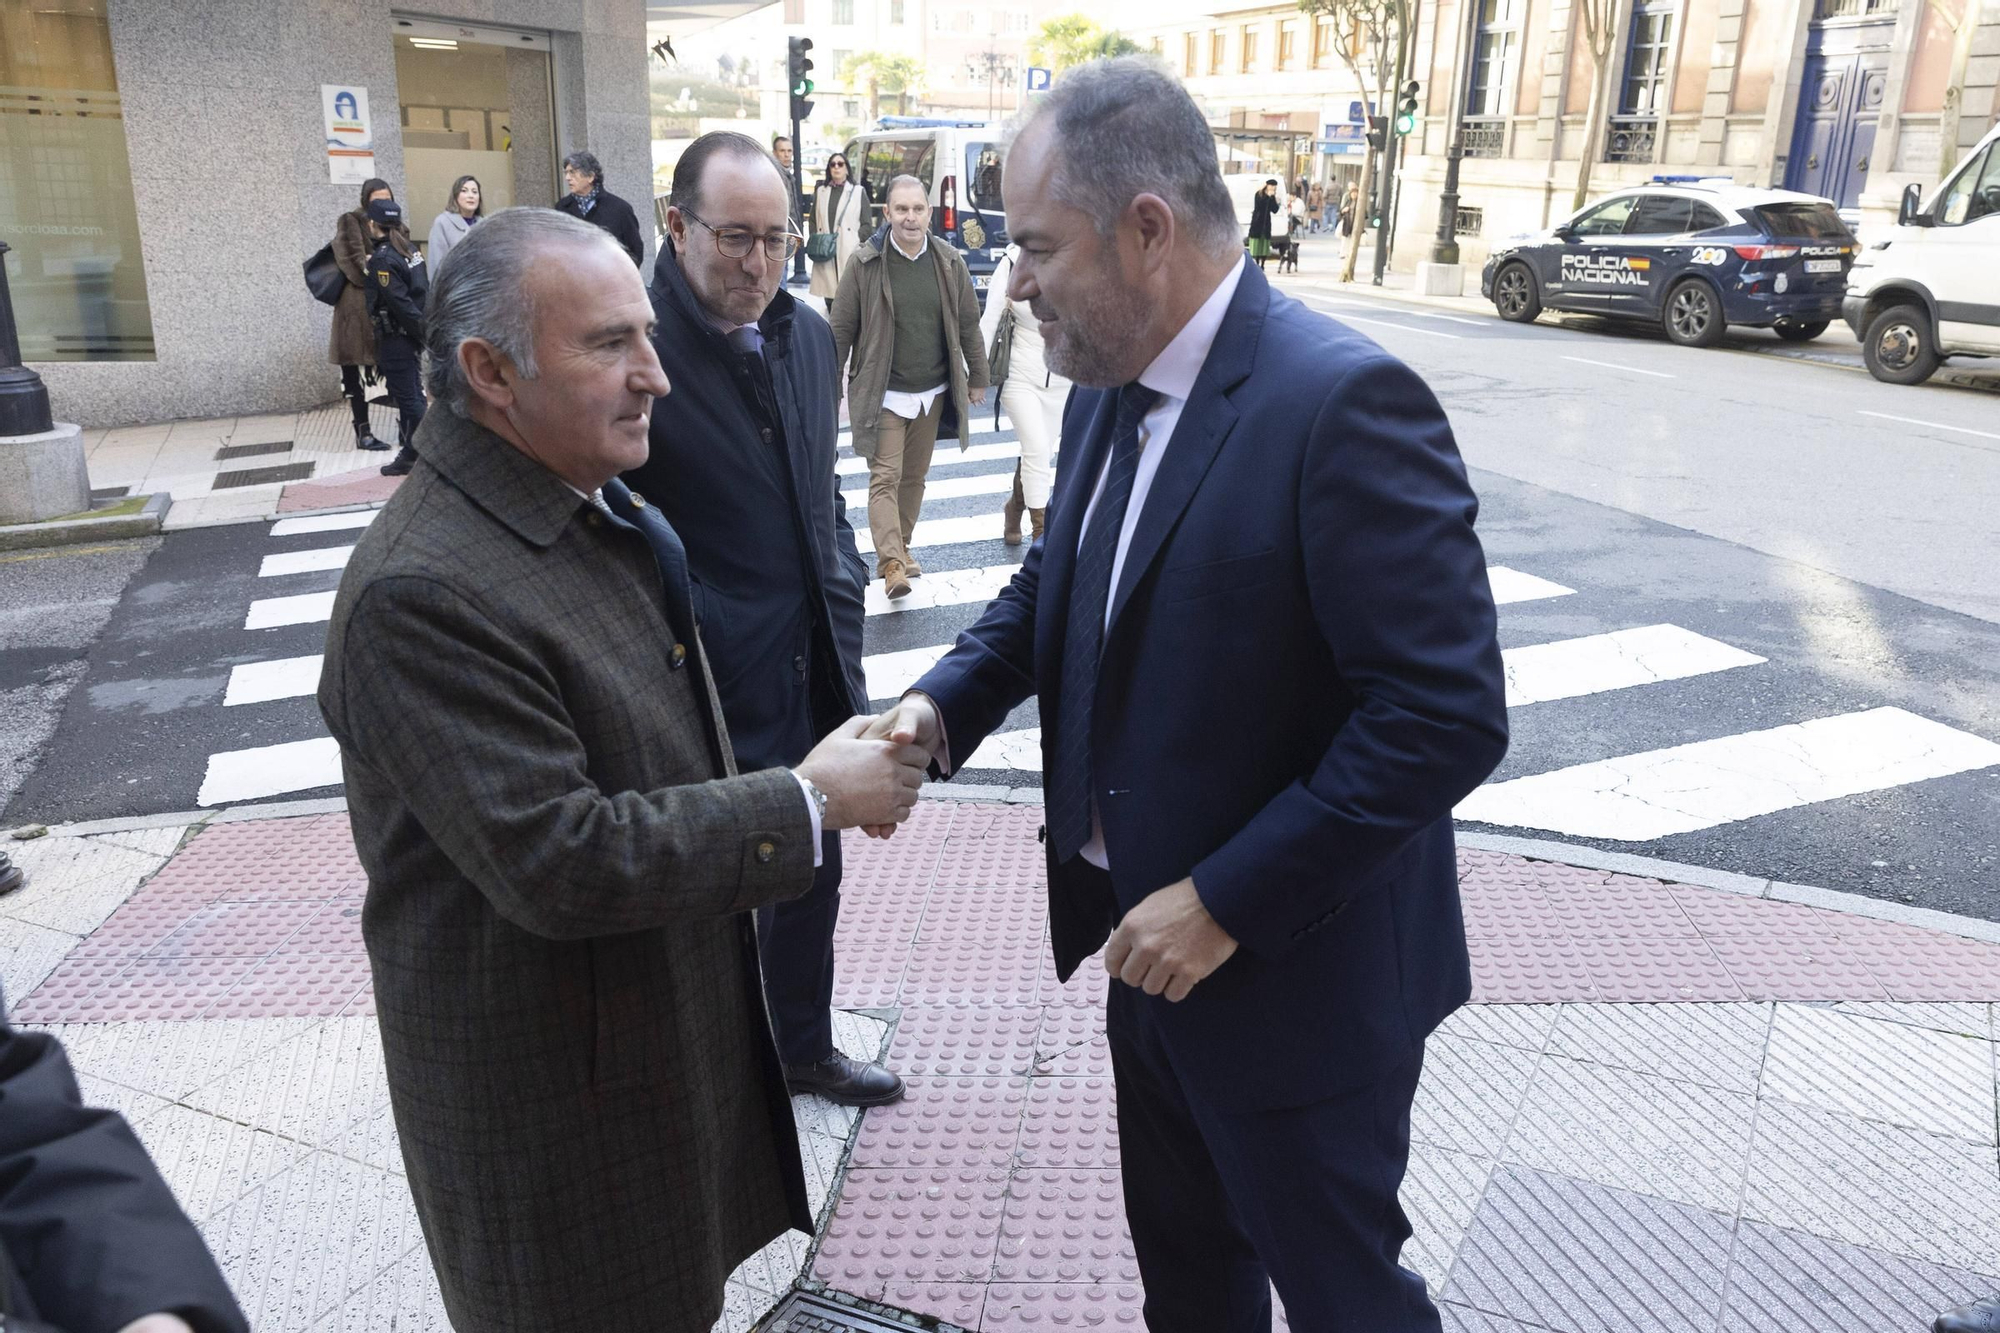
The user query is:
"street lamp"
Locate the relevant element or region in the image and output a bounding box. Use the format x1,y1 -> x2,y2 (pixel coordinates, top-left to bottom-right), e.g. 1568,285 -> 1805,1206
1428,0 -> 1484,267
0,242 -> 54,439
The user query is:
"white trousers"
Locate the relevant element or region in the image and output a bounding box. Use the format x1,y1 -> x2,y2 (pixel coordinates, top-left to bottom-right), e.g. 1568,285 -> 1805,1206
999,369 -> 1069,509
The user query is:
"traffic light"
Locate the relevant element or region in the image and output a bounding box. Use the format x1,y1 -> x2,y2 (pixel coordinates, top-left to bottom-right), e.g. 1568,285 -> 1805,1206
787,36 -> 815,121
1366,115 -> 1387,151
1395,81 -> 1420,136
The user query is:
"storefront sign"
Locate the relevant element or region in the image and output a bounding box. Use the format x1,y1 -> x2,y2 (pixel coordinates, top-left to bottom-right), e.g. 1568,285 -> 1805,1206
321,84 -> 375,184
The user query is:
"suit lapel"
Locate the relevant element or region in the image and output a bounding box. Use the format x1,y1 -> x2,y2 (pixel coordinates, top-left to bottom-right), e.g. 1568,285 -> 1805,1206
1105,264 -> 1268,636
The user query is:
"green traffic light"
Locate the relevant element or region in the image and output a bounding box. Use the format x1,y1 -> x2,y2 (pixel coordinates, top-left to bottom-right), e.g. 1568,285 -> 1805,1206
1395,111 -> 1415,134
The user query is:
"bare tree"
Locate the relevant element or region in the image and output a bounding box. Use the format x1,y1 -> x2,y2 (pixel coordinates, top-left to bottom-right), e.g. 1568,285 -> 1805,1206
1298,0 -> 1412,282
1570,0 -> 1619,212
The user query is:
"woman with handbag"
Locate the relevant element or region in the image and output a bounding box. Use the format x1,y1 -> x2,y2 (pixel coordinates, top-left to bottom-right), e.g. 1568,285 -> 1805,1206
328,177 -> 398,452
807,153 -> 865,302
977,244 -> 1071,546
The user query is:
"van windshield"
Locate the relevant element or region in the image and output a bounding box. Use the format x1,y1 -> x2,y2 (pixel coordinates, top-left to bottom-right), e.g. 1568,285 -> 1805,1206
1752,202 -> 1851,240
967,143 -> 1003,213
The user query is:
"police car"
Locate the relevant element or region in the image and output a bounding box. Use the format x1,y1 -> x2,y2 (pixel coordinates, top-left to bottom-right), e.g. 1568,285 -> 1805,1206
1479,180 -> 1857,347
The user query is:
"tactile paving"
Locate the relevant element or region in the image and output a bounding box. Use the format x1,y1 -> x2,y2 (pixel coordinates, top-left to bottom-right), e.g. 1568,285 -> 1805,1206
848,1077 -> 1028,1169
1016,1078 -> 1119,1168
994,1170 -> 1136,1284
933,806 -> 1048,889
900,940 -> 1041,1007
980,1283 -> 1145,1328
889,1006 -> 1042,1078
812,1168 -> 1008,1295
148,899 -> 320,956
1581,936 -> 1749,1002
1721,1217 -> 2000,1333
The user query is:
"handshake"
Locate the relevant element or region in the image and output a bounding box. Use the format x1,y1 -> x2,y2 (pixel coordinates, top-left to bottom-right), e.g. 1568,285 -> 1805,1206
792,695 -> 942,836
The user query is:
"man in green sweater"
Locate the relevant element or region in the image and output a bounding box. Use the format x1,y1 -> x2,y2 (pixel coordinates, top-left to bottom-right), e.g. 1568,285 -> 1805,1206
830,175 -> 990,600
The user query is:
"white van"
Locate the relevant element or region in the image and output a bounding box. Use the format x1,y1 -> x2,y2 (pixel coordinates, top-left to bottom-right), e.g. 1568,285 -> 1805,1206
840,118 -> 1009,289
1843,119 -> 2000,384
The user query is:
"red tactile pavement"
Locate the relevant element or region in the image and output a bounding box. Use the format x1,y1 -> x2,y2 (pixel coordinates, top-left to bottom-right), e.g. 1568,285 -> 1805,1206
24,800 -> 2000,1326
276,466 -> 402,512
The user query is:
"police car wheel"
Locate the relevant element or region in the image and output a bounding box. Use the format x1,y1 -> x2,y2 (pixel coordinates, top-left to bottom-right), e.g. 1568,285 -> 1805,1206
1772,319 -> 1828,343
1663,280 -> 1724,349
1493,263 -> 1541,323
1861,304 -> 1941,386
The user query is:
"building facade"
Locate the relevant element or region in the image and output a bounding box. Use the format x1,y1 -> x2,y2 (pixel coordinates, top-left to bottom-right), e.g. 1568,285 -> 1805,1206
1395,0 -> 2000,270
2,0 -> 652,428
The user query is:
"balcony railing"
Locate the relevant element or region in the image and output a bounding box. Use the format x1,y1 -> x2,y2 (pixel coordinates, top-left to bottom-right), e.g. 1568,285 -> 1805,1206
1813,0 -> 1894,18
1605,115 -> 1658,164
1461,116 -> 1506,158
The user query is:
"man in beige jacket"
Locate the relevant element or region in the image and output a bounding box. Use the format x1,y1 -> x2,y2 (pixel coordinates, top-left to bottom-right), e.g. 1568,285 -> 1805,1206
829,175 -> 990,599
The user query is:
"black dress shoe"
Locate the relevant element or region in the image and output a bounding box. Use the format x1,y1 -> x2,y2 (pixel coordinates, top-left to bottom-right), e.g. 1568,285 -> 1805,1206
356,433 -> 392,452
784,1053 -> 905,1107
1937,1295 -> 2000,1333
380,450 -> 416,477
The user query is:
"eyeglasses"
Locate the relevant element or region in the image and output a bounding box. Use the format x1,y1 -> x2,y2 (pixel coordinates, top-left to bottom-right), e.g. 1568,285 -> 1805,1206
682,208 -> 803,262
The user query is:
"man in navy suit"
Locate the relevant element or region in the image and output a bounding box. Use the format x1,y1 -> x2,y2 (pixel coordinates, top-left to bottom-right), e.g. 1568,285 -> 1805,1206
868,60 -> 1509,1331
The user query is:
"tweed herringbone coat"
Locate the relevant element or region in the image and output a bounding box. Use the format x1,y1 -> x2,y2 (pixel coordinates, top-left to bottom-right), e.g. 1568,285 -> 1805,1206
317,409 -> 817,1332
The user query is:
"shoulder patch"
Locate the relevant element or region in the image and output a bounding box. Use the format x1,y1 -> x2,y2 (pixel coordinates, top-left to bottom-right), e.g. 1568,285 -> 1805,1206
377,271 -> 390,286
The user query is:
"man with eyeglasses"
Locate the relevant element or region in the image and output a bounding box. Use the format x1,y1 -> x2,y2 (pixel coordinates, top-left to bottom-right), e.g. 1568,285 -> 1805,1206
828,175 -> 990,600
623,131 -> 905,1109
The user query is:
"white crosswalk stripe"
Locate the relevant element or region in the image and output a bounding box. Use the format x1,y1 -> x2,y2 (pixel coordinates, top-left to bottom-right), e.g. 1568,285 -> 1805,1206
1456,707 -> 2000,841
176,412 -> 2000,851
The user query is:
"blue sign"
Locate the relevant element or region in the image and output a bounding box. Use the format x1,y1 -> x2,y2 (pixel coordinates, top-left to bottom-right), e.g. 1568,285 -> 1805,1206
1347,100 -> 1375,123
1025,66 -> 1052,92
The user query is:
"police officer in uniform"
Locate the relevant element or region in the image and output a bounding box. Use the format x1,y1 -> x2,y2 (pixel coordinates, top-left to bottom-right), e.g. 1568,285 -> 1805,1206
363,197 -> 427,477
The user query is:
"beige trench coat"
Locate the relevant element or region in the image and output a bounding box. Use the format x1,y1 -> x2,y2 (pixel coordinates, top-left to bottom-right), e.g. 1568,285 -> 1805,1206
828,234 -> 991,460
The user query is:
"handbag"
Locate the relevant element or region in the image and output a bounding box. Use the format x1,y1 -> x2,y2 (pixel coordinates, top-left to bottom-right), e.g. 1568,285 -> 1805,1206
806,232 -> 838,263
303,242 -> 346,306
986,308 -> 1016,428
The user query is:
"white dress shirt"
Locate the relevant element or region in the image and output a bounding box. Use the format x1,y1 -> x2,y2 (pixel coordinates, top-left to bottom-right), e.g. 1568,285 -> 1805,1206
1070,255 -> 1247,868
571,483 -> 825,862
878,231 -> 949,421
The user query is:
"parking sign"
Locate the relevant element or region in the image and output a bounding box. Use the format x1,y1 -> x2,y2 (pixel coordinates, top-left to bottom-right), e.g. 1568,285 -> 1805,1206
1025,66 -> 1052,92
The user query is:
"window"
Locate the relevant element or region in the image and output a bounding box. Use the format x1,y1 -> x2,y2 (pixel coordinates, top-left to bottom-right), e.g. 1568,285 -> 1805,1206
1937,142 -> 2000,226
1570,195 -> 1637,235
890,0 -> 903,21
1468,0 -> 1519,118
832,0 -> 853,24
1312,18 -> 1334,68
1279,21 -> 1298,68
1239,25 -> 1258,72
0,0 -> 156,360
1184,32 -> 1198,75
1690,203 -> 1727,230
1210,28 -> 1226,74
783,0 -> 803,21
1625,194 -> 1695,234
1619,1 -> 1675,115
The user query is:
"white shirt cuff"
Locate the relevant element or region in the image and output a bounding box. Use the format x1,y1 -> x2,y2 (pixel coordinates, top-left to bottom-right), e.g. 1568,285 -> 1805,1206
791,770 -> 825,865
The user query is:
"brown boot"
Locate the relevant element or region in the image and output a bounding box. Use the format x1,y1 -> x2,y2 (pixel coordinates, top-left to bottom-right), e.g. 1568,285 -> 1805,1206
1028,508 -> 1046,541
905,555 -> 923,577
1002,464 -> 1026,546
878,557 -> 911,600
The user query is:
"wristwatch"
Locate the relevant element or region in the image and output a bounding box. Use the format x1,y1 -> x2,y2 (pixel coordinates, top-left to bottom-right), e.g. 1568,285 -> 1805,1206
797,772 -> 829,826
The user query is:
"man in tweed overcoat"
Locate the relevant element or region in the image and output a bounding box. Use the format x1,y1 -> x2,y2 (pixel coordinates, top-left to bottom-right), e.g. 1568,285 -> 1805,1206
318,208 -> 927,1331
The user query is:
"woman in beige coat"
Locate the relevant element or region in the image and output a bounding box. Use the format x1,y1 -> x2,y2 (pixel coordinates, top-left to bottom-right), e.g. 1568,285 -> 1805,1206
807,153 -> 866,302
329,177 -> 397,451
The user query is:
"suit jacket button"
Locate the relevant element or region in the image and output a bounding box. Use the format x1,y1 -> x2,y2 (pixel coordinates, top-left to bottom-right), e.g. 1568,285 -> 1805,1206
793,654 -> 807,673
584,511 -> 602,528
629,491 -> 646,508
671,643 -> 687,668
755,840 -> 776,863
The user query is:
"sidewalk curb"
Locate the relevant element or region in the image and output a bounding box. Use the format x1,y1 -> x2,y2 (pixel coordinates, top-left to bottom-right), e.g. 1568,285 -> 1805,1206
0,492 -> 169,551
20,791 -> 1999,947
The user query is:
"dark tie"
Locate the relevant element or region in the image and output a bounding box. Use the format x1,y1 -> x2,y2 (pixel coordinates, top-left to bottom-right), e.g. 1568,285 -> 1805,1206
1047,382 -> 1161,863
602,480 -> 697,646
727,323 -> 764,360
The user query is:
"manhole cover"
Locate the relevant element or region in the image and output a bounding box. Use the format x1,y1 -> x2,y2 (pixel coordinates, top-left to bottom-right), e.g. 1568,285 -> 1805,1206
758,1291 -> 933,1332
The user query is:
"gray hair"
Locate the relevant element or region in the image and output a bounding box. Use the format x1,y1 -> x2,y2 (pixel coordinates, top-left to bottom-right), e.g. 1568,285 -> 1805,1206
885,174 -> 927,202
422,208 -> 625,417
561,149 -> 604,186
1012,57 -> 1239,260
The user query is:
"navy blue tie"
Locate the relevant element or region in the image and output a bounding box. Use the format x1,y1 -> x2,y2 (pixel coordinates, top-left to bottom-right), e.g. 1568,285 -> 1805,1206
1047,382 -> 1160,863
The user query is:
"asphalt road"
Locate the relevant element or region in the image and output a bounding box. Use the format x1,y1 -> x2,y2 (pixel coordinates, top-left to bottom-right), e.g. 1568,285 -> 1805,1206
4,280 -> 1996,921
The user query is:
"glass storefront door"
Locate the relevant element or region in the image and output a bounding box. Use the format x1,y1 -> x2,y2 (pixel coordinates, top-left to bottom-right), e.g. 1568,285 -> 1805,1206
391,19 -> 557,255
0,0 -> 155,361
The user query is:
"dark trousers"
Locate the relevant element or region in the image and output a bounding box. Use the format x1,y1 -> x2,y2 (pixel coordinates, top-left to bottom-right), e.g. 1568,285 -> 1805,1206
1104,939 -> 1438,1332
375,332 -> 426,453
756,829 -> 842,1066
339,363 -> 370,432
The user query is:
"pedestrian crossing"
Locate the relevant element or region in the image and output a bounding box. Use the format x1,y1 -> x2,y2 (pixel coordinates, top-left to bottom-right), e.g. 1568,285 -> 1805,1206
182,416 -> 2000,859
